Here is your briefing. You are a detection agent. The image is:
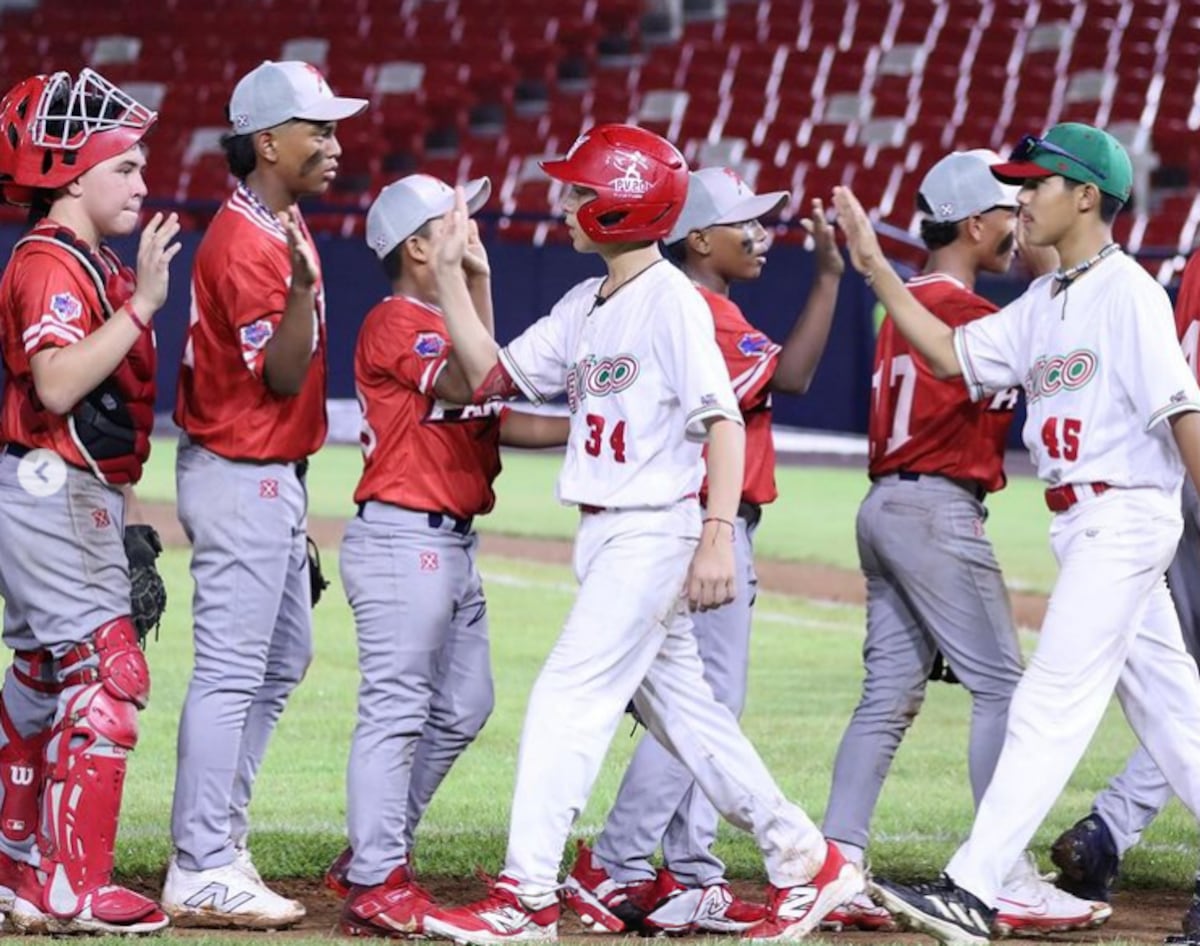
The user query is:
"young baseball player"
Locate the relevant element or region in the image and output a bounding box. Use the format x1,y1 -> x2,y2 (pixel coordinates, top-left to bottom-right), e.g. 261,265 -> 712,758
560,167 -> 844,936
822,150 -> 1108,935
1048,248 -> 1200,935
335,173 -> 571,938
835,123 -> 1200,946
163,60 -> 367,929
416,124 -> 863,945
0,69 -> 179,934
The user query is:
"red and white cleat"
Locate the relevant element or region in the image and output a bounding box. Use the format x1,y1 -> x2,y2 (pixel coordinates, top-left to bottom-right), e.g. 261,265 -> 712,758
743,842 -> 864,941
424,875 -> 558,945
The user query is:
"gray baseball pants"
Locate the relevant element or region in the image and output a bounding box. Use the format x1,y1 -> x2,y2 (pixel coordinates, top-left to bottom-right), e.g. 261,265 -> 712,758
823,474 -> 1024,854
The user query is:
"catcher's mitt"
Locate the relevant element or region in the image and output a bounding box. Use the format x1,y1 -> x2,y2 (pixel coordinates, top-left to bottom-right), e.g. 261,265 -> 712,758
125,524 -> 166,644
308,536 -> 330,607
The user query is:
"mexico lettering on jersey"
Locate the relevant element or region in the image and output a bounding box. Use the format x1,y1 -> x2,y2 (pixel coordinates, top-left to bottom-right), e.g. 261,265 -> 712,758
698,284 -> 781,506
956,251 -> 1200,490
175,183 -> 328,462
499,262 -> 741,508
870,273 -> 1017,493
0,228 -> 115,467
354,296 -> 503,518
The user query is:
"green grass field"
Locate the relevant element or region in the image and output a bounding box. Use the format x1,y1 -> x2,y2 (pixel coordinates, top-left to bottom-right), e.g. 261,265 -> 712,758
6,436 -> 1198,946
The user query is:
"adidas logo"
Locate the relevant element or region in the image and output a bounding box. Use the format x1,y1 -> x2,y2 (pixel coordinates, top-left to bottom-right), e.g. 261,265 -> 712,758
925,895 -> 989,933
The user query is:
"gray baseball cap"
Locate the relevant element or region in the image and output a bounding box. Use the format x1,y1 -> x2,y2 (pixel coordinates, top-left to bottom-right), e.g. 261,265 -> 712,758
366,174 -> 492,259
664,167 -> 789,246
918,150 -> 1020,223
229,60 -> 368,134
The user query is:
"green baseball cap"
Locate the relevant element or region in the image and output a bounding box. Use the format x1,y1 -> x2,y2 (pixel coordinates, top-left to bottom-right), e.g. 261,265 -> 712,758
991,123 -> 1132,203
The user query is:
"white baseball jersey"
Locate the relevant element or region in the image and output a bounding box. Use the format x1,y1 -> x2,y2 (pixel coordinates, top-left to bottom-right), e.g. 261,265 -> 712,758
499,261 -> 741,508
954,251 -> 1200,490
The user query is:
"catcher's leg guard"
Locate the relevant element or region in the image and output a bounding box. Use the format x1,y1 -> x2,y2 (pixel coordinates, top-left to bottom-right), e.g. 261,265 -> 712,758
0,699 -> 49,849
30,618 -> 161,927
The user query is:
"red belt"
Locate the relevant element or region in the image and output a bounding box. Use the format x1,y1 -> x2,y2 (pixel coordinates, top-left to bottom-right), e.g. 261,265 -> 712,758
1044,482 -> 1110,513
580,492 -> 698,515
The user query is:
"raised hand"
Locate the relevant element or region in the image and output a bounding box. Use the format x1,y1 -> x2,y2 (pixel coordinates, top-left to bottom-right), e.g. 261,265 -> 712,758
831,186 -> 885,279
279,206 -> 318,291
429,186 -> 469,274
802,197 -> 844,277
131,211 -> 182,315
461,218 -> 491,279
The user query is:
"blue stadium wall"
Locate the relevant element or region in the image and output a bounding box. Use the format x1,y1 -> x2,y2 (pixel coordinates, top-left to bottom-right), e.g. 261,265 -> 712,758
0,223 -> 1028,438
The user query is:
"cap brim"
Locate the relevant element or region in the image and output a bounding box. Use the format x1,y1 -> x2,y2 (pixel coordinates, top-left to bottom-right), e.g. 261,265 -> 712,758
990,160 -> 1054,184
295,96 -> 369,124
463,177 -> 491,214
715,191 -> 789,225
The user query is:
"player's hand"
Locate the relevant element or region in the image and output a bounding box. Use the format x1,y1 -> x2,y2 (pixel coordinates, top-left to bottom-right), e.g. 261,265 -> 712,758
430,186 -> 469,274
1015,213 -> 1059,277
802,198 -> 844,277
685,524 -> 736,612
280,206 -> 318,291
461,218 -> 491,279
831,186 -> 885,280
130,211 -> 182,315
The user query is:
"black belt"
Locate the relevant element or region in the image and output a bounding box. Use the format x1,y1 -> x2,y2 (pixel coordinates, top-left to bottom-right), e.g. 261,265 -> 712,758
893,470 -> 987,502
356,502 -> 474,535
737,500 -> 762,528
2,443 -> 31,458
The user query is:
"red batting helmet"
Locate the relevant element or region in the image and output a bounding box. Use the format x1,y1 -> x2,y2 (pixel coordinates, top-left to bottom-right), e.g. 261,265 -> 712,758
0,68 -> 156,205
540,124 -> 688,243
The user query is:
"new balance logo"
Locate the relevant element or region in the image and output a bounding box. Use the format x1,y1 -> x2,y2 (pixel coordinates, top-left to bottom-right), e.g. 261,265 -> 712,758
184,883 -> 256,912
927,895 -> 988,932
480,906 -> 531,934
8,765 -> 34,786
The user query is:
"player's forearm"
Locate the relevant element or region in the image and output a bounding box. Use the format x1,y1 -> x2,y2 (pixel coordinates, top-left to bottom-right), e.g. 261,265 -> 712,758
263,286 -> 318,396
29,306 -> 146,414
702,417 -> 745,522
500,412 -> 570,448
432,265 -> 500,388
467,274 -> 496,337
771,271 -> 840,394
866,265 -> 960,379
1171,412 -> 1200,495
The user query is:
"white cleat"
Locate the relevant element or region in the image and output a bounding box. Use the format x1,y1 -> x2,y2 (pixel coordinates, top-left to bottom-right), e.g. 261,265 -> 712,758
161,857 -> 305,930
994,852 -> 1111,937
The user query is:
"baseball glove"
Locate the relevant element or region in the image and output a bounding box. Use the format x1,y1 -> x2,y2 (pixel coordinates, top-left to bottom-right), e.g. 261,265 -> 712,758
308,536 -> 330,607
125,524 -> 166,644
929,650 -> 960,685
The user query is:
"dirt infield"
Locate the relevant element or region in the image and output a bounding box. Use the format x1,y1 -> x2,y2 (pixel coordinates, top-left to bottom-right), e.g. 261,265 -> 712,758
153,875 -> 1190,942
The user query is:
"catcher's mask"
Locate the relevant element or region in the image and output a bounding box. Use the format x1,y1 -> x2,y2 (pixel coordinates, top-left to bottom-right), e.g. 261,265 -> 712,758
0,68 -> 156,206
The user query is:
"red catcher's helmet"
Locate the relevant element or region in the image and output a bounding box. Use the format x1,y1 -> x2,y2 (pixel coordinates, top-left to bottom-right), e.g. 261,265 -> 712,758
0,68 -> 156,205
540,124 -> 688,243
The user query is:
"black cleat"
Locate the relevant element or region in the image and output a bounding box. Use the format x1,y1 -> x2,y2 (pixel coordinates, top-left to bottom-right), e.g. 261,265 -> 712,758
870,875 -> 994,946
1050,814 -> 1120,902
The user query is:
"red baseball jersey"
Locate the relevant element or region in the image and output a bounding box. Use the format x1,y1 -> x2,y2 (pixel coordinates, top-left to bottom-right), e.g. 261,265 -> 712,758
353,296 -> 503,519
869,273 -> 1016,493
0,223 -> 154,476
698,285 -> 781,507
1176,251 -> 1200,379
175,184 -> 328,462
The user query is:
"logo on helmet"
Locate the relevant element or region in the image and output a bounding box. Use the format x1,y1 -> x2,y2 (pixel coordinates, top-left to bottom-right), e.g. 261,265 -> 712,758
609,150 -> 652,197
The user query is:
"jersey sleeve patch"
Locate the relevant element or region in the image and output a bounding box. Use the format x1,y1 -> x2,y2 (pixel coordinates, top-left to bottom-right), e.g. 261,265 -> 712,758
736,332 -> 771,356
239,319 -> 275,372
49,292 -> 83,323
414,331 -> 447,359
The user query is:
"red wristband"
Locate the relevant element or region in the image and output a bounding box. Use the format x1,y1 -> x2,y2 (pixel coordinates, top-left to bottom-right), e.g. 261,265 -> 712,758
126,302 -> 150,332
